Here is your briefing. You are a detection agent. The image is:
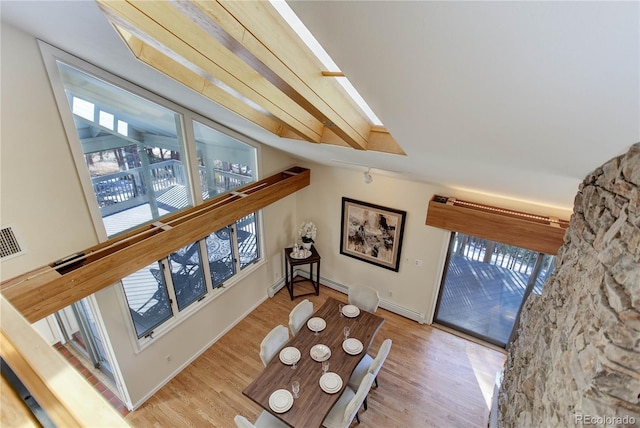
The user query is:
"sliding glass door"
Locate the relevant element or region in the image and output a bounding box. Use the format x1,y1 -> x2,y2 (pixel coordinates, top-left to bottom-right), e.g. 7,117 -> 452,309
433,232 -> 554,347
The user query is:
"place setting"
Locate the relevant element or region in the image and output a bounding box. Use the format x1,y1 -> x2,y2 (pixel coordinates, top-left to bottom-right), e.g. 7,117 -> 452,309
342,338 -> 364,355
310,344 -> 331,362
307,316 -> 326,335
269,388 -> 294,413
319,372 -> 343,394
279,346 -> 301,368
341,304 -> 360,318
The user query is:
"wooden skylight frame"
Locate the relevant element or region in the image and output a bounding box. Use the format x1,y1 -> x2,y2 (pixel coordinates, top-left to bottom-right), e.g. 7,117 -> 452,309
95,0 -> 405,156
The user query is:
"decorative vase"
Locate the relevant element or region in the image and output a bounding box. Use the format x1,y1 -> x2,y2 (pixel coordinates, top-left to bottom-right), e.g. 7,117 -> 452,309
301,241 -> 312,250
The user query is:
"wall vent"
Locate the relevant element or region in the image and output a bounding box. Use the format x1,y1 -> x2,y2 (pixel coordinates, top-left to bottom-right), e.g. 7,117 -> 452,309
0,226 -> 25,260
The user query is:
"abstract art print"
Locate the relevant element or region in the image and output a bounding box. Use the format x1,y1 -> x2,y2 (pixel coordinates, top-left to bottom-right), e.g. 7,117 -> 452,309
340,197 -> 407,271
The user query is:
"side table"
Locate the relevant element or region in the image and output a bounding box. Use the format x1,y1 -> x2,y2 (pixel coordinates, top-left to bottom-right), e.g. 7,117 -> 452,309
284,245 -> 321,300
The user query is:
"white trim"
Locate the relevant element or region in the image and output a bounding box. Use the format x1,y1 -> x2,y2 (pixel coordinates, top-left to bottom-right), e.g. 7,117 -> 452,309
85,294 -> 133,410
427,231 -> 453,324
282,269 -> 427,324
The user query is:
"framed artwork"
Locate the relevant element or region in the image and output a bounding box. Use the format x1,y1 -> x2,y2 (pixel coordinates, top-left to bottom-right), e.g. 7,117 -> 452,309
340,197 -> 407,272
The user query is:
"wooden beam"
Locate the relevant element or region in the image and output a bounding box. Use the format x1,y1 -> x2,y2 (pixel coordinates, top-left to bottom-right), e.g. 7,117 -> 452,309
113,26 -> 285,138
1,167 -> 310,322
425,195 -> 568,255
0,296 -> 128,427
194,1 -> 371,150
97,0 -> 324,142
98,0 -> 407,155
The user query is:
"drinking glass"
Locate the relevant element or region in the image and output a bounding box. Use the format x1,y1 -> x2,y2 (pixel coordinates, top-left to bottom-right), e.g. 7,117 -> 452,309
343,326 -> 350,341
292,380 -> 300,399
322,360 -> 330,374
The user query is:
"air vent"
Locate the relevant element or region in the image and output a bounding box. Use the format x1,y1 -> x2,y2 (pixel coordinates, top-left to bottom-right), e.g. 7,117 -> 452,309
0,226 -> 25,260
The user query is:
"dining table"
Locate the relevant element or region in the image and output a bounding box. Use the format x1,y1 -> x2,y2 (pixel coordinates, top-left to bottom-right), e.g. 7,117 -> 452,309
242,297 -> 385,428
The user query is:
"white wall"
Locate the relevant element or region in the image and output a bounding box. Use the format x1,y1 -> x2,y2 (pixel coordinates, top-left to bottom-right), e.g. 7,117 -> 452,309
294,162 -> 572,323
0,22 -> 99,280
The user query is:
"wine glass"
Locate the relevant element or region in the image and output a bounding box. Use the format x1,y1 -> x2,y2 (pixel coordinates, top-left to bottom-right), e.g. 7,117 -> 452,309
339,304 -> 344,318
343,326 -> 350,341
313,320 -> 319,336
322,360 -> 330,374
291,358 -> 297,370
292,380 -> 300,399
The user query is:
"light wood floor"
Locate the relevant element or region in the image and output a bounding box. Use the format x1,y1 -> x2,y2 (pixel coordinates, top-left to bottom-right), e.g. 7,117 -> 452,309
125,283 -> 506,428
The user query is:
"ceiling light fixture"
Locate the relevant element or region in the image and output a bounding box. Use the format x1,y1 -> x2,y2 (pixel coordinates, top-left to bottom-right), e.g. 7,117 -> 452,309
364,168 -> 373,184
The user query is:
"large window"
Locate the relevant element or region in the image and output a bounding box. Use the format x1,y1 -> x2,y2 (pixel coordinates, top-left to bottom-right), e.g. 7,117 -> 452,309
45,47 -> 262,342
57,62 -> 193,236
124,219 -> 258,339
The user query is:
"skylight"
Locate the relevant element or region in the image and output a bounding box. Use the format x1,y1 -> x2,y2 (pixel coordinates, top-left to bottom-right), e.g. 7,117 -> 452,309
72,96 -> 94,121
99,111 -> 114,130
270,0 -> 383,126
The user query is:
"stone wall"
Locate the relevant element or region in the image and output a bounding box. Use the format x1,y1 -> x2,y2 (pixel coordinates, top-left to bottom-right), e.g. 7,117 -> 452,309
498,143 -> 640,427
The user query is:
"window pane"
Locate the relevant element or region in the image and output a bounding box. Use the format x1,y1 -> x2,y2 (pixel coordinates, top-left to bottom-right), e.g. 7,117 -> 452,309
434,233 -> 554,347
122,262 -> 173,338
169,243 -> 206,310
56,61 -> 193,237
192,120 -> 256,200
205,227 -> 236,287
237,213 -> 259,269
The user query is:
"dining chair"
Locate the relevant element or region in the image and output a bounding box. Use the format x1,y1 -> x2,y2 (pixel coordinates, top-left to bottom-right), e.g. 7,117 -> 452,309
347,338 -> 392,409
234,413 -> 288,428
322,373 -> 375,428
288,299 -> 314,336
259,324 -> 289,367
348,286 -> 380,313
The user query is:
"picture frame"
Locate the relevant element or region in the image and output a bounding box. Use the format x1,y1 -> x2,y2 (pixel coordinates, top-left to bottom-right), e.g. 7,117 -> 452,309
340,197 -> 407,272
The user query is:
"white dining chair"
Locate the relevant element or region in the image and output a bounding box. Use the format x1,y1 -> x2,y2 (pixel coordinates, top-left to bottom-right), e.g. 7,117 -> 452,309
348,286 -> 380,313
288,298 -> 314,336
234,413 -> 288,428
322,373 -> 375,428
259,324 -> 289,367
347,339 -> 392,409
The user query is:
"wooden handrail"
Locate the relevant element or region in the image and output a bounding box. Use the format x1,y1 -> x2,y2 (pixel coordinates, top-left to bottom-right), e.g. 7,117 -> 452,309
1,166 -> 310,322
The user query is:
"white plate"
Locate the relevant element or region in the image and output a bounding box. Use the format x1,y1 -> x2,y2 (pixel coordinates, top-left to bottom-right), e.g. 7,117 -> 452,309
307,317 -> 326,333
342,305 -> 360,318
279,347 -> 301,365
342,338 -> 363,355
319,372 -> 343,394
310,344 -> 331,362
269,389 -> 294,413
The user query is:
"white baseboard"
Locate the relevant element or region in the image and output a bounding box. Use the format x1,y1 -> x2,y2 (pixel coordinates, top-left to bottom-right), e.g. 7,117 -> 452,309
282,269 -> 427,324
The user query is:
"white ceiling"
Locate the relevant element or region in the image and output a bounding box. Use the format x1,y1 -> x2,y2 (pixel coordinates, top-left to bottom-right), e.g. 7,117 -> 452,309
2,1 -> 638,210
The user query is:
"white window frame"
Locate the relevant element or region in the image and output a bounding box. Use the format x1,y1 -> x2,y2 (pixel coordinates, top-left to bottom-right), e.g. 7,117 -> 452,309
39,40 -> 266,352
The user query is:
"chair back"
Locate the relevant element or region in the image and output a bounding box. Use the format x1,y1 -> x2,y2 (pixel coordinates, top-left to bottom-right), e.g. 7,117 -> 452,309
234,415 -> 255,428
369,339 -> 392,378
259,325 -> 289,366
342,373 -> 375,427
288,299 -> 314,336
348,286 -> 380,313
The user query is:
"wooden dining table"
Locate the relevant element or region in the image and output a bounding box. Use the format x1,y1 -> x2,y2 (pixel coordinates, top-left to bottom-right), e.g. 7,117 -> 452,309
242,297 -> 385,428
